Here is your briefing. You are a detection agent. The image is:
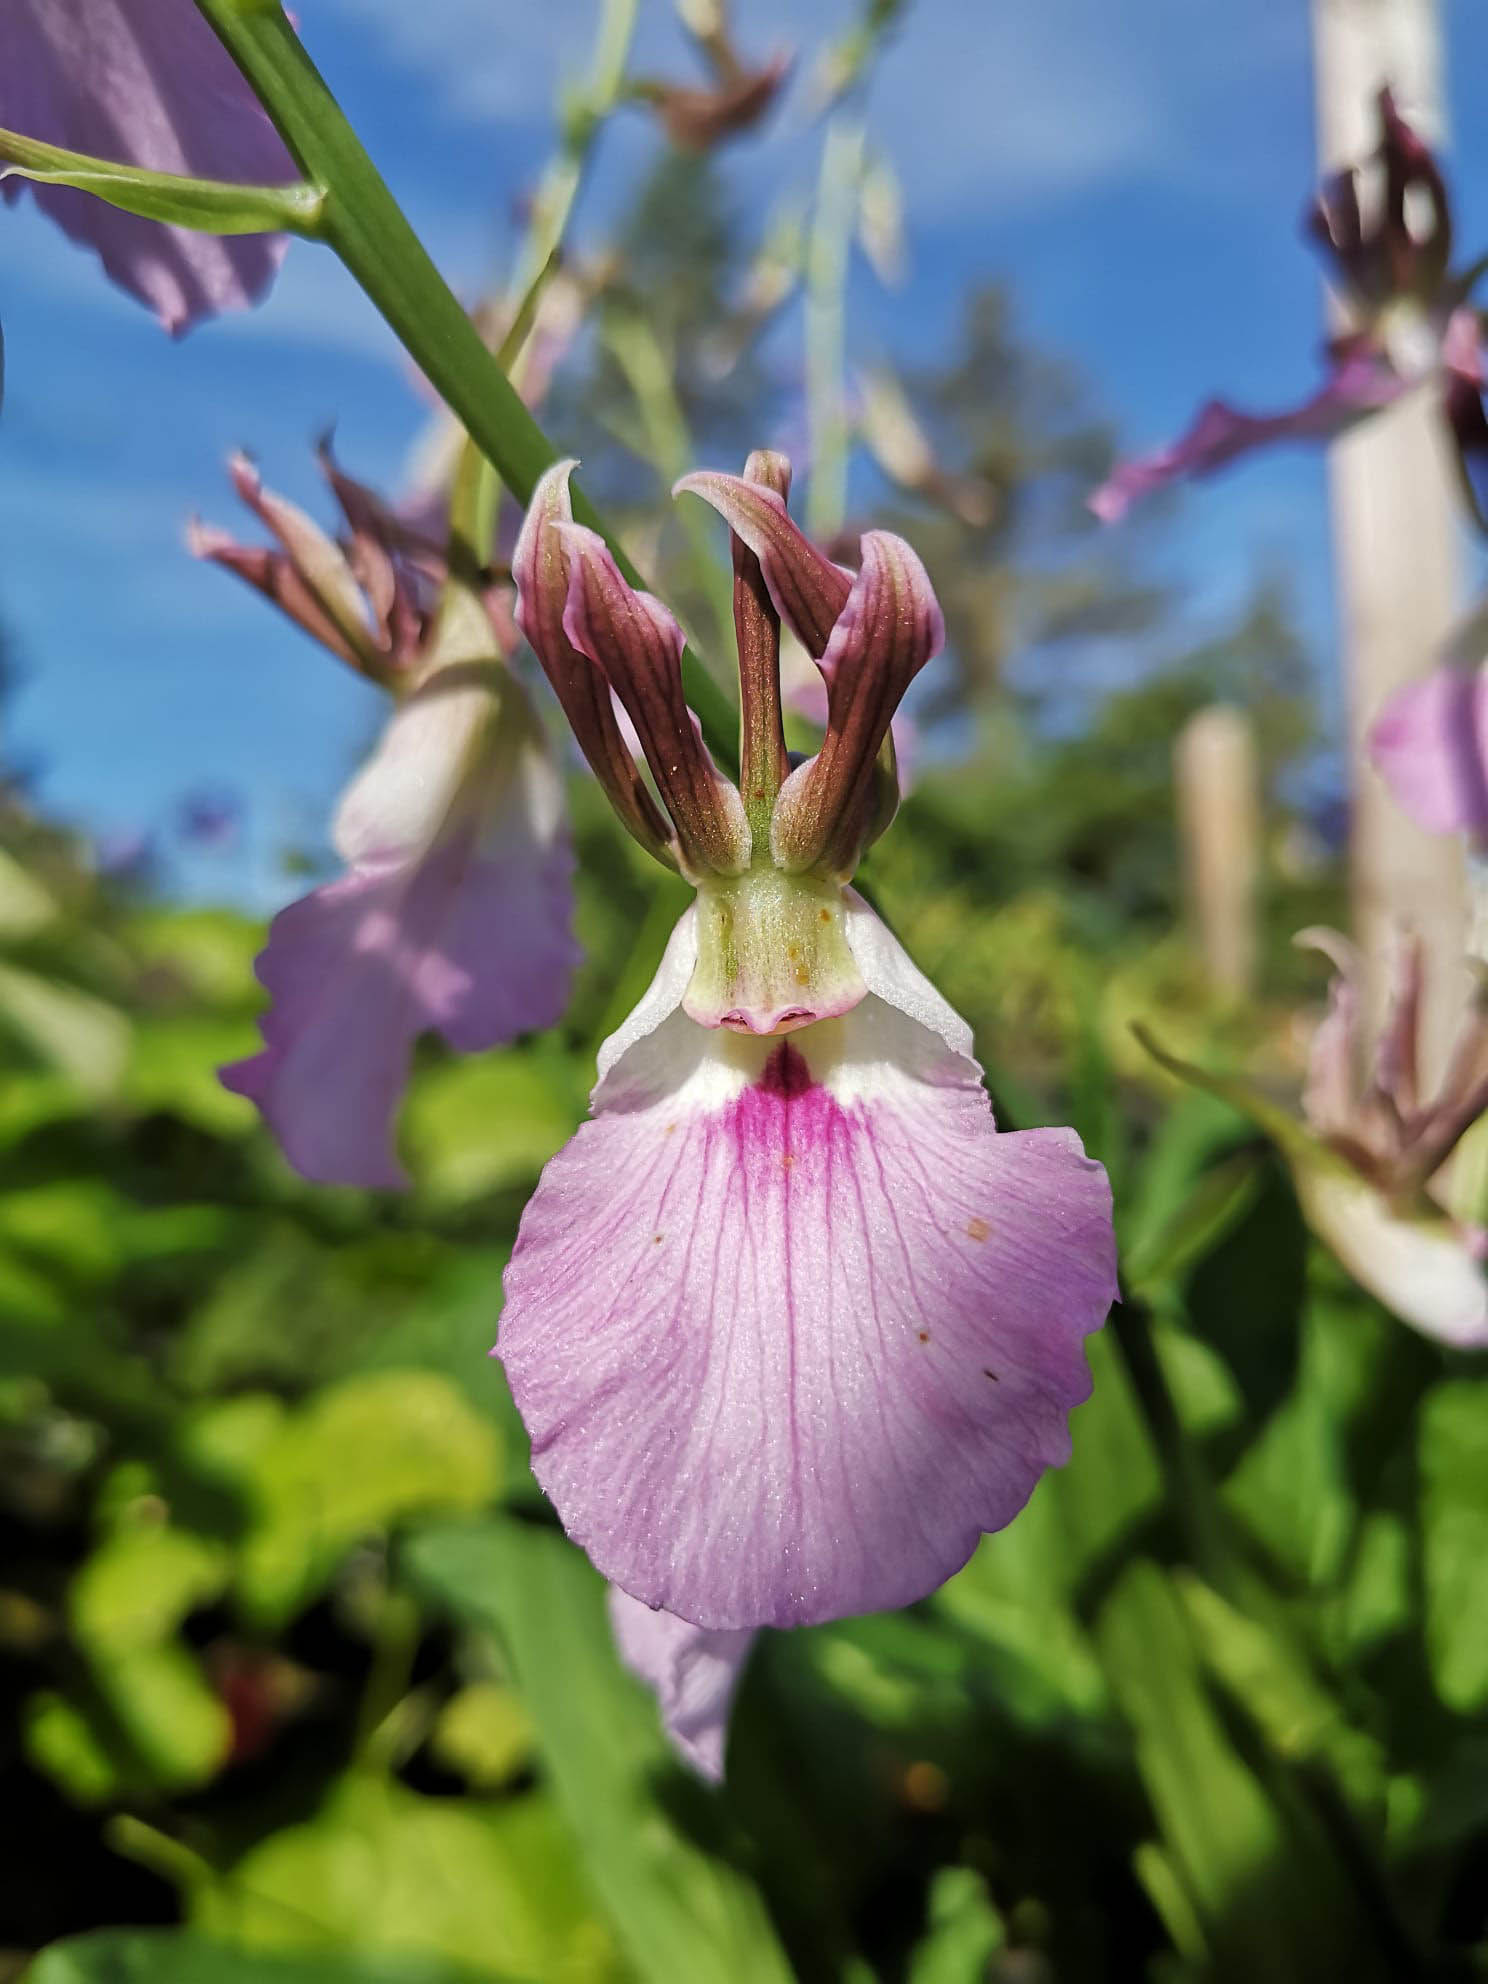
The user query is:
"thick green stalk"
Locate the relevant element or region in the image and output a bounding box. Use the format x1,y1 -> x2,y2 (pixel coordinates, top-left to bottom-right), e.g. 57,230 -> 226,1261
191,0 -> 734,757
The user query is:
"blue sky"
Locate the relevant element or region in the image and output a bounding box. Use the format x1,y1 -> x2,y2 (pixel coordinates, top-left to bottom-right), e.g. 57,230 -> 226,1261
3,0 -> 1487,905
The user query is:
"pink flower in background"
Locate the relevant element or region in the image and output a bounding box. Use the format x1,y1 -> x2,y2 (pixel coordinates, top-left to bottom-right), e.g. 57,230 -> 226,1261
193,452 -> 578,1188
1,0 -> 295,332
1141,934 -> 1488,1349
1369,645 -> 1488,840
1091,90 -> 1488,522
1292,930 -> 1488,1347
498,453 -> 1116,1646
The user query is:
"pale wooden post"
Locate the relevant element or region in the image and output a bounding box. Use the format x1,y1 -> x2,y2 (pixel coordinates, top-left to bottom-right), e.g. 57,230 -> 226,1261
1312,0 -> 1467,1084
1176,706 -> 1261,1003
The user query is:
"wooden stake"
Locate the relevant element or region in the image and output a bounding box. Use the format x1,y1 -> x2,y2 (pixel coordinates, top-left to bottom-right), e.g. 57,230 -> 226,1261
1312,0 -> 1467,1083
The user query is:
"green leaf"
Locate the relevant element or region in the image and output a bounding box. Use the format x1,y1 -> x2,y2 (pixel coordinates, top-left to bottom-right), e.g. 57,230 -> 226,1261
1175,1572 -> 1386,1815
24,1692 -> 125,1807
1123,1149 -> 1264,1298
70,1523 -> 229,1654
1130,1023 -> 1312,1161
1096,1561 -> 1385,1984
402,1517 -> 794,1984
236,1373 -> 502,1626
26,1929 -> 493,1984
1420,1379 -> 1488,1712
28,1645 -> 232,1799
905,1867 -> 1006,1984
97,1643 -> 233,1790
190,1772 -> 621,1982
0,958 -> 129,1093
0,125 -> 324,234
402,1049 -> 582,1206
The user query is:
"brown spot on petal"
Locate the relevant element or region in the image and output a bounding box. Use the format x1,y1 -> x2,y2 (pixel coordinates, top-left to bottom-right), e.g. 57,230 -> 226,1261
983,1368 -> 1000,1382
782,1151 -> 795,1170
917,1330 -> 930,1344
819,908 -> 831,922
653,1233 -> 665,1245
664,1122 -> 677,1136
966,1216 -> 989,1243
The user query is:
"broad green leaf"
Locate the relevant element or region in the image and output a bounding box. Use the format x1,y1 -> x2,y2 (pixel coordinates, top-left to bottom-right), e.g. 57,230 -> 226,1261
191,1771 -> 622,1982
95,1643 -> 232,1790
125,1013 -> 262,1134
236,1373 -> 502,1626
0,845 -> 66,938
70,1523 -> 229,1654
403,1518 -> 794,1984
402,1050 -> 582,1206
1420,1379 -> 1488,1712
0,958 -> 128,1093
27,1928 -> 494,1983
28,1647 -> 231,1799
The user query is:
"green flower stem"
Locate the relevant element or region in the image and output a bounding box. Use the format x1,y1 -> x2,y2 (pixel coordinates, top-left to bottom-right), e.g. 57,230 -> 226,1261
0,124 -> 323,235
190,0 -> 735,760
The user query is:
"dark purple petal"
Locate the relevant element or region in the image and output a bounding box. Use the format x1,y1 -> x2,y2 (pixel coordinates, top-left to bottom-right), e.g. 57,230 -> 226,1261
513,462 -> 676,865
557,520 -> 750,877
1,0 -> 294,332
770,532 -> 944,877
1378,87 -> 1451,299
1090,347 -> 1407,523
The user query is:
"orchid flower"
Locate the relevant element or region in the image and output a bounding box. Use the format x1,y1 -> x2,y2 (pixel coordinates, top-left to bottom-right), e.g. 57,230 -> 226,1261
191,449 -> 578,1189
498,452 -> 1117,1637
1141,932 -> 1488,1348
2,0 -> 295,333
1092,90 -> 1488,523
